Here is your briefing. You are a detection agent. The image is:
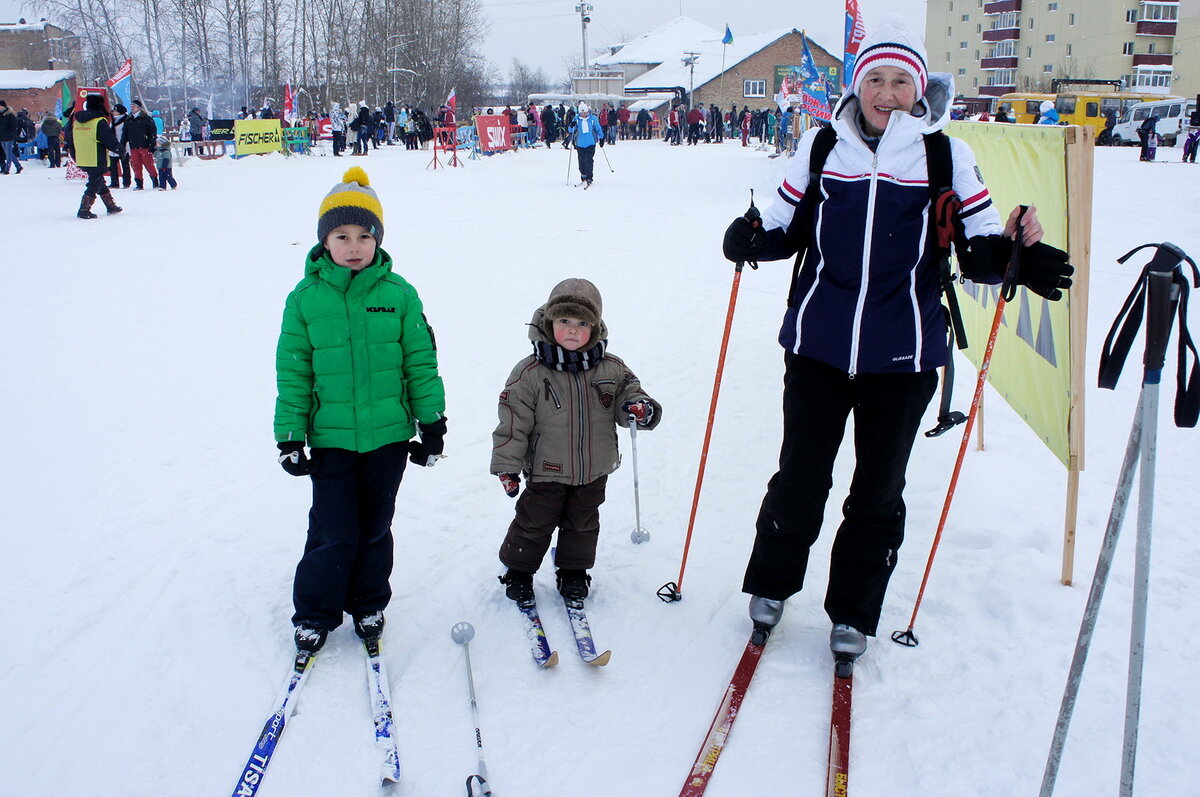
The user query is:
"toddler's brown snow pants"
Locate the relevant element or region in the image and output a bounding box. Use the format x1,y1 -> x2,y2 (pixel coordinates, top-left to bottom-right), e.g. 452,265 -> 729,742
499,476 -> 607,573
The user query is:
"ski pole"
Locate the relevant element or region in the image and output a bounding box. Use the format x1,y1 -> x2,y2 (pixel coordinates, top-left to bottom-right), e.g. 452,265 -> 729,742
628,414 -> 649,544
565,144 -> 573,185
659,191 -> 760,602
451,622 -> 493,797
600,142 -> 614,172
892,206 -> 1028,647
1041,242 -> 1197,797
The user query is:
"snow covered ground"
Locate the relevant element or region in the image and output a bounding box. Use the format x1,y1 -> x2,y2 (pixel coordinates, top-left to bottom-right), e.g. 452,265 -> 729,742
1,134 -> 1198,797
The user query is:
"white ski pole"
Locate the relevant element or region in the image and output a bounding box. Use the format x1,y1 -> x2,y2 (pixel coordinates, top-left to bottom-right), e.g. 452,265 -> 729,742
451,622 -> 493,797
628,415 -> 649,543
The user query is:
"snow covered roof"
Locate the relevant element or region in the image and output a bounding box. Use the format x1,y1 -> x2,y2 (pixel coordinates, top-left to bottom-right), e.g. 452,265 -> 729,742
0,69 -> 75,90
0,21 -> 50,31
593,16 -> 722,66
622,28 -> 800,93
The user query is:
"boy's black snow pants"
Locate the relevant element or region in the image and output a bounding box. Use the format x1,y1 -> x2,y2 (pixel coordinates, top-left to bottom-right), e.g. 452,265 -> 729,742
292,442 -> 408,631
743,353 -> 936,636
499,476 -> 607,573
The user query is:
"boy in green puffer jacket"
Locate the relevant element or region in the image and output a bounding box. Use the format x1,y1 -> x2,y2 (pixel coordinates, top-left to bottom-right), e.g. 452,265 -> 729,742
274,167 -> 447,654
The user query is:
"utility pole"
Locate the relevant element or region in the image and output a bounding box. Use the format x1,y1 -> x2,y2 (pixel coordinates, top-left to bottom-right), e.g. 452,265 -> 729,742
682,52 -> 700,109
576,3 -> 593,76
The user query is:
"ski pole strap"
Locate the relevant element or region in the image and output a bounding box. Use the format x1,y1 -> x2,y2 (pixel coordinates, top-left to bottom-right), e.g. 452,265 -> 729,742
1002,207 -> 1027,302
925,306 -> 968,438
465,773 -> 491,797
1098,242 -> 1200,427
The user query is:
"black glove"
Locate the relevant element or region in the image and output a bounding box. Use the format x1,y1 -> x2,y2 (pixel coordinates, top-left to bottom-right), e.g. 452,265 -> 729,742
722,216 -> 764,264
408,417 -> 447,467
277,441 -> 312,476
1018,241 -> 1074,301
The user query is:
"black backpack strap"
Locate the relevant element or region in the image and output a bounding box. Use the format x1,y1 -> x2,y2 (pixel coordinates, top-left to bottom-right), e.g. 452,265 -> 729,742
786,126 -> 838,307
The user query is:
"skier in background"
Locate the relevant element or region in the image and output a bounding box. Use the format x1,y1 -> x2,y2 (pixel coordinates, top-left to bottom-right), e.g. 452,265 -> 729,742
492,278 -> 661,606
567,102 -> 603,187
274,167 -> 446,653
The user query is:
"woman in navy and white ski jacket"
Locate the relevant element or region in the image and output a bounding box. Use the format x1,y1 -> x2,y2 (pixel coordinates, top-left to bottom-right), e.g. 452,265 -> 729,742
722,14 -> 1072,659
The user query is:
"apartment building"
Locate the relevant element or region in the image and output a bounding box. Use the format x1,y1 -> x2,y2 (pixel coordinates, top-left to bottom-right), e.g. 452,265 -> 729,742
926,0 -> 1199,110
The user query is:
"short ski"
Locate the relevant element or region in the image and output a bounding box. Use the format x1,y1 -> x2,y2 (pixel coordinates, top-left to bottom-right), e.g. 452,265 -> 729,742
516,600 -> 559,667
562,598 -> 611,666
230,651 -> 316,797
826,656 -> 854,797
679,634 -> 766,796
364,636 -> 402,784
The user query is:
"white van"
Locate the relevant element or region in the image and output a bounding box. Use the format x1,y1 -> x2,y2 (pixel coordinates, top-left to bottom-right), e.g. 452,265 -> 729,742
1112,98 -> 1197,147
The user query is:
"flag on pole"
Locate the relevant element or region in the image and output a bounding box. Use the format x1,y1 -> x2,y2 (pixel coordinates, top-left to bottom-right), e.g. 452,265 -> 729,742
283,83 -> 295,122
106,58 -> 133,110
800,35 -> 832,122
722,24 -> 733,46
843,0 -> 866,91
446,88 -> 457,114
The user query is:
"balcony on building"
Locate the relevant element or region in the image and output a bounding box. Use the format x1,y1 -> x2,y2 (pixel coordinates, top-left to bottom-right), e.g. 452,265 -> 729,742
979,85 -> 1016,97
982,28 -> 1021,41
980,57 -> 1019,70
1136,20 -> 1177,36
983,0 -> 1022,14
1131,53 -> 1173,66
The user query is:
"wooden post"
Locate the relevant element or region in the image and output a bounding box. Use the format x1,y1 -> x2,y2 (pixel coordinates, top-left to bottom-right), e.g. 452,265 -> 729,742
975,388 -> 986,451
1061,124 -> 1094,586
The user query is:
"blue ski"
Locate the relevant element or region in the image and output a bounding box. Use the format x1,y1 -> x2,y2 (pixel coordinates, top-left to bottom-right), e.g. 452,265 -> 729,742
230,651 -> 316,797
563,599 -> 611,666
364,636 -> 402,784
516,600 -> 559,667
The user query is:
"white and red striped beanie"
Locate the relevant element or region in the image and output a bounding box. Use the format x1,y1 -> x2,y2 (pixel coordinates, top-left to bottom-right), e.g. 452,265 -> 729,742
850,14 -> 929,97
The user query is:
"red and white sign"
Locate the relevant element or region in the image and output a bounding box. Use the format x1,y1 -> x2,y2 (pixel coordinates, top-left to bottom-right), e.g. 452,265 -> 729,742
75,86 -> 108,113
316,118 -> 332,140
474,115 -> 511,152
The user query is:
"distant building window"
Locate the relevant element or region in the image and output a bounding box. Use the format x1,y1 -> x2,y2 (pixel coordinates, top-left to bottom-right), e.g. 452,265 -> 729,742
962,14 -> 970,22
1027,47 -> 1033,58
1123,42 -> 1135,55
1148,43 -> 1155,54
1066,44 -> 1072,57
959,68 -> 967,75
973,77 -> 979,88
977,24 -> 982,33
1048,2 -> 1057,10
1141,5 -> 1178,21
975,49 -> 981,60
948,26 -> 953,36
1045,34 -> 1055,43
1044,64 -> 1054,73
960,41 -> 969,49
1029,17 -> 1036,29
743,79 -> 765,98
1069,13 -> 1075,25
1126,9 -> 1137,23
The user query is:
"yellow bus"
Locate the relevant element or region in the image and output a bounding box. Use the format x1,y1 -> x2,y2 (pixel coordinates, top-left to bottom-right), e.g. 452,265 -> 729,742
996,91 -> 1179,136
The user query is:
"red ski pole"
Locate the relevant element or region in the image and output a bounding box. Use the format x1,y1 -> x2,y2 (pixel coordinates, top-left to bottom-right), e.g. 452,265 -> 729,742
660,194 -> 760,602
892,207 -> 1028,646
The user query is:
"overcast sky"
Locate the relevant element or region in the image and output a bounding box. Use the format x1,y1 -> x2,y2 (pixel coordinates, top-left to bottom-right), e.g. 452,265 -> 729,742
2,0 -> 928,79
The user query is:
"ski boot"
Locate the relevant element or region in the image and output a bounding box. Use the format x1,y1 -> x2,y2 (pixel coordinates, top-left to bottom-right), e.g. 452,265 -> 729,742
830,623 -> 867,677
748,596 -> 784,645
294,625 -> 328,654
556,569 -> 591,606
352,611 -> 385,641
499,569 -> 535,606
77,194 -> 98,219
100,191 -> 123,215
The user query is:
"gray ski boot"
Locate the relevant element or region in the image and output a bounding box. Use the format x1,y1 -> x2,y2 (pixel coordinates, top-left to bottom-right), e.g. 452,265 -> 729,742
830,623 -> 867,676
748,596 -> 784,645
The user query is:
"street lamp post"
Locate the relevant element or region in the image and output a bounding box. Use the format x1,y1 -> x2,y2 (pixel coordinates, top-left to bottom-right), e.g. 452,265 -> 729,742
682,52 -> 700,109
575,3 -> 593,77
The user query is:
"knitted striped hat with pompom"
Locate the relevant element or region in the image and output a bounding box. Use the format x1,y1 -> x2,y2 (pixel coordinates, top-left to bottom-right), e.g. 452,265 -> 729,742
850,14 -> 929,98
318,166 -> 384,245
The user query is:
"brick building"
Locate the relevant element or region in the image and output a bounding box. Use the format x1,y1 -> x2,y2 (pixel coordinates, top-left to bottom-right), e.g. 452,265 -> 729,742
1,19 -> 82,73
587,17 -> 840,112
926,0 -> 1199,110
0,69 -> 77,116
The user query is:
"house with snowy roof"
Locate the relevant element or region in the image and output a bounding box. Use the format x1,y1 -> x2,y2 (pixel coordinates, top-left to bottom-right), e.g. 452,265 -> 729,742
576,16 -> 840,112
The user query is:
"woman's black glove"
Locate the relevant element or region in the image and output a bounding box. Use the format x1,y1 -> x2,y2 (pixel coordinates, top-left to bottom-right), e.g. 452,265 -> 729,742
1018,241 -> 1074,301
722,216 -> 764,263
409,417 -> 447,467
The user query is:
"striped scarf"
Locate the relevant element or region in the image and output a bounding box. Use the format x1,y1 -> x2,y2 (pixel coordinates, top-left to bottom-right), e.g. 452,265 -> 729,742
532,339 -> 607,372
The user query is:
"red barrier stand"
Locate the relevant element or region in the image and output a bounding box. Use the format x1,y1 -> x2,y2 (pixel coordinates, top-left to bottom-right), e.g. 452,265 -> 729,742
429,126 -> 461,169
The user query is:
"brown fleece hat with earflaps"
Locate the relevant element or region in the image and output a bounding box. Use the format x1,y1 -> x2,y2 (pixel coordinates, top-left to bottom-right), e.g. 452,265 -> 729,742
542,278 -> 603,339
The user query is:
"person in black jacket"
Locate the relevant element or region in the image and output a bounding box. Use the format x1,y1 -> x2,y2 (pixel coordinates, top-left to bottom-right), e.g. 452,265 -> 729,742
126,100 -> 159,189
40,112 -> 63,167
0,100 -> 22,174
108,104 -> 131,188
64,94 -> 124,218
349,106 -> 371,155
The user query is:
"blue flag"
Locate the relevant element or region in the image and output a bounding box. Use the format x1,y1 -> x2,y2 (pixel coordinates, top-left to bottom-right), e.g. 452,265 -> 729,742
800,36 -> 831,122
722,24 -> 733,46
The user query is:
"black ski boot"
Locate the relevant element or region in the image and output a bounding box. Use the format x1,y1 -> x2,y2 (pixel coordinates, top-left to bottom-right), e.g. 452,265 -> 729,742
100,191 -> 123,215
352,611 -> 385,641
499,569 -> 535,605
294,625 -> 328,654
556,569 -> 591,603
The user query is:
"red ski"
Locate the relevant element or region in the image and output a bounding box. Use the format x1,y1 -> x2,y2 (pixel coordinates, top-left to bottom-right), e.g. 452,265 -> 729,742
825,657 -> 854,797
679,635 -> 765,796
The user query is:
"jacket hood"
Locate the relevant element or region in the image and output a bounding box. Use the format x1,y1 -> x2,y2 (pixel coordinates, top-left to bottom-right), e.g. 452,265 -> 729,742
832,71 -> 954,143
73,109 -> 106,125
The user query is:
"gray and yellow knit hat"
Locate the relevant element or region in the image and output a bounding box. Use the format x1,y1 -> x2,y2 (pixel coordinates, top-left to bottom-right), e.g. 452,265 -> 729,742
317,166 -> 384,245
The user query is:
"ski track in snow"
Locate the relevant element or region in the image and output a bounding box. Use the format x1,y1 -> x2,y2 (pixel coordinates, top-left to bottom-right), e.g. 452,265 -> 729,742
1,137 -> 1198,796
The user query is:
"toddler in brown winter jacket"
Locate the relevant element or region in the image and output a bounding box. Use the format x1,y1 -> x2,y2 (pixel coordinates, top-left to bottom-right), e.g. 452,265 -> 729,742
491,278 -> 661,606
